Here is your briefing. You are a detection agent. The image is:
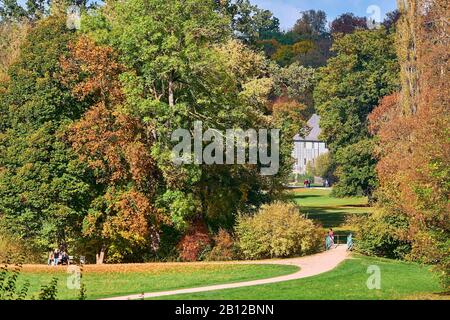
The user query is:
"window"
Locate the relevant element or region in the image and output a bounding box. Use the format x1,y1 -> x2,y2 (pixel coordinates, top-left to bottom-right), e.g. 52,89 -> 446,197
304,158 -> 307,165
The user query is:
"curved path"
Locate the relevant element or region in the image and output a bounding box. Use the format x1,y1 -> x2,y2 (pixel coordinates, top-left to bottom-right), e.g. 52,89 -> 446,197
100,245 -> 348,300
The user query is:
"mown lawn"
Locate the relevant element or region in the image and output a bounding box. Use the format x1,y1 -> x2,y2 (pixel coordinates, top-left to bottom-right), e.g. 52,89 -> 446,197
289,188 -> 374,237
152,255 -> 446,300
16,263 -> 298,300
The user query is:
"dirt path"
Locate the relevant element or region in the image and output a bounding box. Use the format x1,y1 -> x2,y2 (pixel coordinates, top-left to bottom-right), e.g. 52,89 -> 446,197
100,245 -> 349,300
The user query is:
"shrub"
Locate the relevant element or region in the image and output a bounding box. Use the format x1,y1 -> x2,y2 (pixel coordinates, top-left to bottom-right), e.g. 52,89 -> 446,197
348,210 -> 411,259
236,202 -> 323,259
177,220 -> 211,262
0,262 -> 30,300
38,278 -> 58,300
0,227 -> 40,264
207,229 -> 236,261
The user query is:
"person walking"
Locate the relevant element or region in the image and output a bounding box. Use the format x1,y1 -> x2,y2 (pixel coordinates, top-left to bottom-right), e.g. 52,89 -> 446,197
347,233 -> 354,251
53,249 -> 60,266
328,228 -> 335,248
47,251 -> 54,266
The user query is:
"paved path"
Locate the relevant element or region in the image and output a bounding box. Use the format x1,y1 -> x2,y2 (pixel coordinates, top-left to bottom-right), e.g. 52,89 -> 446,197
100,245 -> 348,300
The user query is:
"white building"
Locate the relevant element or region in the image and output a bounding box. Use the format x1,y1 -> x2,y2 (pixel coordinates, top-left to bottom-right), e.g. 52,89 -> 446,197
292,114 -> 328,175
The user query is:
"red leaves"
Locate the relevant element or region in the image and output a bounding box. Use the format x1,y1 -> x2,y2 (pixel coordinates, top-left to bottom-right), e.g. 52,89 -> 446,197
177,220 -> 211,262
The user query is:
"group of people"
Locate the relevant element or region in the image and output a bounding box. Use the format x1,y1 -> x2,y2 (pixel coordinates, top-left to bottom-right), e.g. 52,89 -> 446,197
47,248 -> 70,266
303,179 -> 312,188
325,228 -> 354,251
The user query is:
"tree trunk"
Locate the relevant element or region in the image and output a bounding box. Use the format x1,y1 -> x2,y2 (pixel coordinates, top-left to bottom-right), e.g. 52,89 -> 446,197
168,71 -> 174,108
96,245 -> 106,264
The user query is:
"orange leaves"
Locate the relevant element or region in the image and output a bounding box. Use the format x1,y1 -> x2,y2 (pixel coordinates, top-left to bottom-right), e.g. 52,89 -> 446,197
368,93 -> 399,135
68,102 -> 156,187
103,189 -> 156,241
369,1 -> 449,277
60,36 -> 124,103
61,35 -> 162,256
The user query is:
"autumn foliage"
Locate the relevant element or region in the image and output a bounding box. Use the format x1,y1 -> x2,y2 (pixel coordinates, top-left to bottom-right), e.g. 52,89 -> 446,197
368,0 -> 449,289
177,220 -> 211,262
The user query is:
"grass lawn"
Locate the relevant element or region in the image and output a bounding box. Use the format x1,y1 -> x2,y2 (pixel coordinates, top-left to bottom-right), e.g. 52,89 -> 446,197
289,188 -> 374,237
151,254 -> 447,300
16,263 -> 298,300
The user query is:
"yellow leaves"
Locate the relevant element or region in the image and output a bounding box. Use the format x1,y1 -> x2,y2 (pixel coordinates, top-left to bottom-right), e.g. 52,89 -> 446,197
240,77 -> 274,107
214,39 -> 267,81
292,40 -> 315,55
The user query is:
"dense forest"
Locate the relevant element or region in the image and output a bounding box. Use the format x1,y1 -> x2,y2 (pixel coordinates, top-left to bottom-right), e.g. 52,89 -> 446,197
0,0 -> 447,288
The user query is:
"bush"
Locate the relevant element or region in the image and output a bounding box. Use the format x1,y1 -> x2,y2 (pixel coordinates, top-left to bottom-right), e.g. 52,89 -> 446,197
348,210 -> 411,259
177,220 -> 211,262
0,263 -> 30,300
236,202 -> 323,259
0,228 -> 40,264
207,229 -> 236,261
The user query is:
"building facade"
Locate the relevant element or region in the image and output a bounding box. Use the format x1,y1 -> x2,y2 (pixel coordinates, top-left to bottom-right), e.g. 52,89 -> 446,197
292,114 -> 328,175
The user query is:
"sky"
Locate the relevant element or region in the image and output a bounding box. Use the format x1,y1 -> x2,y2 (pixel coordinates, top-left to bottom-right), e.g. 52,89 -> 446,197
251,0 -> 398,30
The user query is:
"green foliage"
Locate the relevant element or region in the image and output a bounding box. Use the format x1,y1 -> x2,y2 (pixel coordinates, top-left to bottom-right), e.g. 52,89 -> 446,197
314,29 -> 399,197
0,15 -> 93,252
0,1 -> 316,262
349,210 -> 411,259
78,283 -> 87,300
38,277 -> 58,300
236,202 -> 323,259
332,139 -> 378,197
0,225 -> 40,263
220,0 -> 280,45
0,262 -> 30,300
311,152 -> 334,181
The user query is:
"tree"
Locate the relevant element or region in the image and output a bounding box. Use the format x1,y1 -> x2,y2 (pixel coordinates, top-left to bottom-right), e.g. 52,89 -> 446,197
81,0 -> 301,255
293,10 -> 327,38
270,62 -> 315,114
382,10 -> 400,30
217,0 -> 280,44
314,29 -> 399,197
61,36 -> 162,263
0,15 -> 92,254
368,0 -> 449,289
0,20 -> 30,84
311,152 -> 334,182
330,13 -> 367,35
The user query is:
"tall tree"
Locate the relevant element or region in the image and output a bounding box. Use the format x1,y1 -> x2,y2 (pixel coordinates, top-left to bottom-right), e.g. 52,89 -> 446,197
314,28 -> 399,198
61,36 -> 162,263
81,0 -> 299,254
369,0 -> 449,289
330,13 -> 367,35
0,15 -> 92,253
293,10 -> 327,38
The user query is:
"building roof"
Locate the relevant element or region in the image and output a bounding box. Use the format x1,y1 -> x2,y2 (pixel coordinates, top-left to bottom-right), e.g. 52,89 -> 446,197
293,114 -> 322,142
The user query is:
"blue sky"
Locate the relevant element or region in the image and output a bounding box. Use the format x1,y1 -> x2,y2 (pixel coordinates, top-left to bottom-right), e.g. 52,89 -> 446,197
251,0 -> 398,30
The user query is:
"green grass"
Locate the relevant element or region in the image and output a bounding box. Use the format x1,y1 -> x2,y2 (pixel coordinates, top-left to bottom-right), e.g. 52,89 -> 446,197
16,264 -> 298,300
290,188 -> 374,237
151,255 -> 446,300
